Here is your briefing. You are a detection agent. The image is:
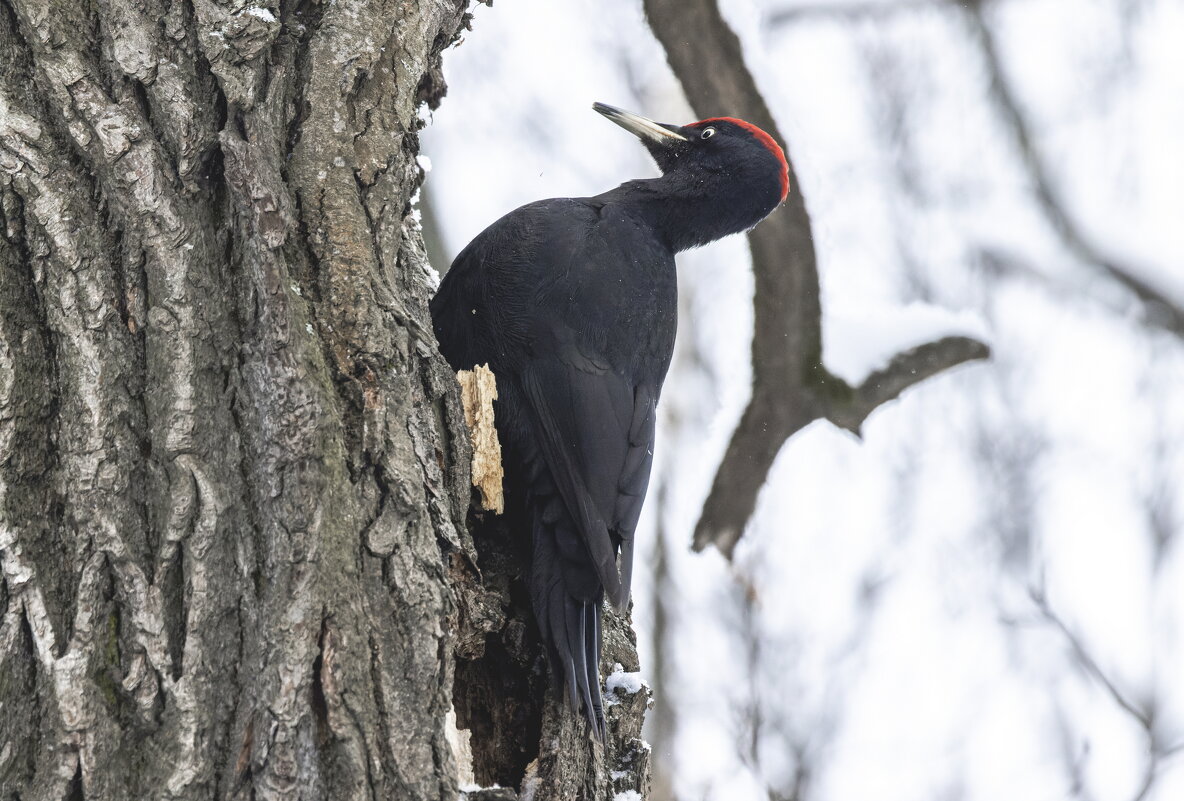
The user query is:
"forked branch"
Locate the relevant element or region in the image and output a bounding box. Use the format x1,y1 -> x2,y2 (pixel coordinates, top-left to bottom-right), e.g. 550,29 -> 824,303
643,0 -> 989,557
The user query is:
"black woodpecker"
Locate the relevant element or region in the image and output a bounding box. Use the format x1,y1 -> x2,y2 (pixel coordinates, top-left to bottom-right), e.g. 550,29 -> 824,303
430,103 -> 789,739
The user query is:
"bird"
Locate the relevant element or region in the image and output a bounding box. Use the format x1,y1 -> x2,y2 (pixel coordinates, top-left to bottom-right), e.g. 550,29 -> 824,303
430,102 -> 788,740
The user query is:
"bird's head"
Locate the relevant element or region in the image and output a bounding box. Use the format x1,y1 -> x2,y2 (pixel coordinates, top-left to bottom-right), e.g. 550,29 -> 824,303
593,102 -> 789,218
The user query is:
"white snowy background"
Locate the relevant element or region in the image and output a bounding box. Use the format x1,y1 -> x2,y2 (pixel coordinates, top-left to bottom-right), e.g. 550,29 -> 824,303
421,1 -> 1184,799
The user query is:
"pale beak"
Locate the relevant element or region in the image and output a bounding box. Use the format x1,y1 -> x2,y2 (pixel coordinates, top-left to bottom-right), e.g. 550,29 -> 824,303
593,102 -> 688,145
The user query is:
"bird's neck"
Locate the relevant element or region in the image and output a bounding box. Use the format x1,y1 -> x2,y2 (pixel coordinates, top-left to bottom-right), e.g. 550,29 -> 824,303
603,172 -> 765,253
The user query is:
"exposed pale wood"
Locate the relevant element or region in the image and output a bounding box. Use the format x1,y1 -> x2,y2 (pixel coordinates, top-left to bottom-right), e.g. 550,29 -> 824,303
459,365 -> 505,514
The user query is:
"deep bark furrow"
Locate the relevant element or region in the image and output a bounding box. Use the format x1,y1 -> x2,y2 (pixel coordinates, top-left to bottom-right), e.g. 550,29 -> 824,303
8,1 -> 264,795
0,9 -> 153,786
96,0 -> 222,183
0,191 -> 57,794
1,0 -> 657,798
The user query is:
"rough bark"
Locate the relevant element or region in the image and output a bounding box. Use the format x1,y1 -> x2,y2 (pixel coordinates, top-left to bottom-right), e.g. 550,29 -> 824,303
0,0 -> 479,798
451,500 -> 652,801
0,1 -> 652,798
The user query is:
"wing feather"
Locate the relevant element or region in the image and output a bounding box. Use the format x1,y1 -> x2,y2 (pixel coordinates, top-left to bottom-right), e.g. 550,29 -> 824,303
519,355 -> 657,609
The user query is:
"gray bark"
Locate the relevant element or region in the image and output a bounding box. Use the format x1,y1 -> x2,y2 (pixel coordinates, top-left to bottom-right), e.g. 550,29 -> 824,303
0,1 -> 648,799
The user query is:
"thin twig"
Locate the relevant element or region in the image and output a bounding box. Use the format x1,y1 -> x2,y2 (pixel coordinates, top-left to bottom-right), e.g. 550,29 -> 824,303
767,0 -> 940,27
960,0 -> 1184,339
771,0 -> 1184,341
1030,586 -> 1181,801
1030,587 -> 1152,729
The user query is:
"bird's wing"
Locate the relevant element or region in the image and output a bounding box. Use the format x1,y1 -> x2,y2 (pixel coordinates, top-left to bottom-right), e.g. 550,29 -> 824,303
609,380 -> 657,603
430,199 -> 556,373
432,198 -> 665,609
518,336 -> 657,609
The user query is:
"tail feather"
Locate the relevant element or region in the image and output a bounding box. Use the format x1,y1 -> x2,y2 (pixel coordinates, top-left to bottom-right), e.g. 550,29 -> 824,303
583,600 -> 605,737
547,582 -> 580,710
519,430 -> 610,741
530,489 -> 608,740
566,597 -> 596,731
544,580 -> 607,740
557,595 -> 606,741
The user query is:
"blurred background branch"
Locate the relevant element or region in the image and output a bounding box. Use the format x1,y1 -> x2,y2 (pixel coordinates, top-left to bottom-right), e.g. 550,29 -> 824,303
424,0 -> 1184,797
767,0 -> 939,25
1030,586 -> 1181,801
958,0 -> 1184,340
769,0 -> 1184,340
643,0 -> 989,558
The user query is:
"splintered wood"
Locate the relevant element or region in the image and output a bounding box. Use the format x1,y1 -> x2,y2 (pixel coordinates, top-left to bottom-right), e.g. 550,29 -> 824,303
457,364 -> 505,514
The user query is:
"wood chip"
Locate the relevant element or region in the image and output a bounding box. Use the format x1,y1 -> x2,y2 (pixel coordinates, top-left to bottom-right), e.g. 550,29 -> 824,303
457,364 -> 504,514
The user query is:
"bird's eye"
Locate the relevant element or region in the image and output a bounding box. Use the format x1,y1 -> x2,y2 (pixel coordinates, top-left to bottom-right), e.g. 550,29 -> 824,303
700,127 -> 716,140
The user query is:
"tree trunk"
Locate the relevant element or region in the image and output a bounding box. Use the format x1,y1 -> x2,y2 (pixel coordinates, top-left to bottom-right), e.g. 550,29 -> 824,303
0,2 -> 648,799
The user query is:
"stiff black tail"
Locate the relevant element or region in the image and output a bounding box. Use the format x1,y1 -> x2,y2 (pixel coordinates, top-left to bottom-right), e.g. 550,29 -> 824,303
542,588 -> 604,740
528,482 -> 607,740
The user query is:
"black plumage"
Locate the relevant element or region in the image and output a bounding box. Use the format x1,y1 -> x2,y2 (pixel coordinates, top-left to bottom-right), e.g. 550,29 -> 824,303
430,103 -> 788,739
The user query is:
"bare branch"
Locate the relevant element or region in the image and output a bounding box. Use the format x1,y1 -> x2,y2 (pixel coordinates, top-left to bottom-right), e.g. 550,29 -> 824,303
1028,587 -> 1184,801
958,1 -> 1184,340
827,336 -> 991,435
1030,587 -> 1152,729
643,0 -> 989,556
767,0 -> 940,27
774,1 -> 1184,341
